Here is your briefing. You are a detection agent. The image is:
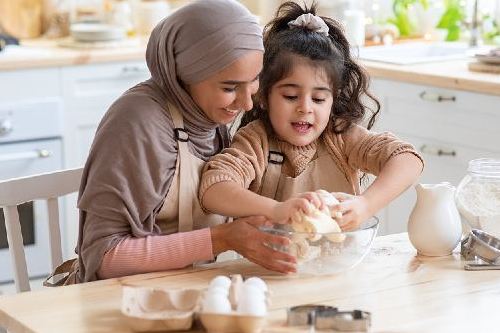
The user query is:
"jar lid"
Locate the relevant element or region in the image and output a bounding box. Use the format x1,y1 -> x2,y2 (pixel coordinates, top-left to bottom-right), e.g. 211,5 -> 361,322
468,158 -> 500,177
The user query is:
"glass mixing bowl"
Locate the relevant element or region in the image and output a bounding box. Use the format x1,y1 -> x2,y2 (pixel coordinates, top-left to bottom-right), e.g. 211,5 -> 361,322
260,217 -> 379,276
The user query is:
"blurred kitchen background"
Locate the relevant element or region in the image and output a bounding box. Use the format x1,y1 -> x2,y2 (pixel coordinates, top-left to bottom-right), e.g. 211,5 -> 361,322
1,0 -> 500,292
0,1 -> 500,44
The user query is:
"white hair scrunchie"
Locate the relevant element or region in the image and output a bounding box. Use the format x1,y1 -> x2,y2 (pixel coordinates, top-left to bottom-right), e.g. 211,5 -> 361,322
287,13 -> 329,36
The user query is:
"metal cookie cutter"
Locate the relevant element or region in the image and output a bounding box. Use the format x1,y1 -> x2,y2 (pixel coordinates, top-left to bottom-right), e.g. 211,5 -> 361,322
287,305 -> 337,326
462,229 -> 500,270
287,305 -> 371,332
316,309 -> 371,332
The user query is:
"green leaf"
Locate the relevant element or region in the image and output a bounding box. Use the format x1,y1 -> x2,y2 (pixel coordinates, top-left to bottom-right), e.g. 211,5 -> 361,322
435,0 -> 465,41
446,25 -> 460,41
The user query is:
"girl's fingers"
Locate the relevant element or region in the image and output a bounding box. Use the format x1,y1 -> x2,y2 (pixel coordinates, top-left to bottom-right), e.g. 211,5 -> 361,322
331,201 -> 351,216
330,192 -> 354,202
298,192 -> 323,210
336,211 -> 359,231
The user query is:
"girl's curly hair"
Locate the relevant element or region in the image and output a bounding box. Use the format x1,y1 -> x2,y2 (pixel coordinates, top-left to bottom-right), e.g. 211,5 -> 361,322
239,1 -> 380,135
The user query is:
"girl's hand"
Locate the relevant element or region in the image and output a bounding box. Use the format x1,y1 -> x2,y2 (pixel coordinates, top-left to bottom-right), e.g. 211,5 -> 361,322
211,216 -> 297,274
329,192 -> 374,231
271,191 -> 323,223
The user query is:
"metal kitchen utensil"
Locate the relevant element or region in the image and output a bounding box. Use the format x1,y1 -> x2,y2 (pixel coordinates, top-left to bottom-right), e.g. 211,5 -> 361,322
461,229 -> 500,265
287,305 -> 336,326
316,309 -> 371,332
464,262 -> 500,270
287,305 -> 371,332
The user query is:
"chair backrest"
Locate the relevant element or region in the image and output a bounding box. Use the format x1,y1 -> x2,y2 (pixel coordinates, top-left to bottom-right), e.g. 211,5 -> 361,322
0,167 -> 83,293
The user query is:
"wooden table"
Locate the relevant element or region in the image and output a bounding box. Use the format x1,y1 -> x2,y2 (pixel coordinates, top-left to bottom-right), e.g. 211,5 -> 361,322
1,233 -> 499,333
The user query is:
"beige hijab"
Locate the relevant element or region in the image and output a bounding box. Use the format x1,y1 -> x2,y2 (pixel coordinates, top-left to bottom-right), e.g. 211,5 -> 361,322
76,0 -> 263,282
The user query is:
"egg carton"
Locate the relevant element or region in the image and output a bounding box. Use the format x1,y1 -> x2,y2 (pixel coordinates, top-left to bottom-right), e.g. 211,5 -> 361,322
121,286 -> 200,331
121,275 -> 269,333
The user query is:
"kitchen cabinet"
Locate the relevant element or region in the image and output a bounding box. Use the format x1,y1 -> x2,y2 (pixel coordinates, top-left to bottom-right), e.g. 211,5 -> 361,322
61,61 -> 150,168
371,79 -> 500,235
0,61 -> 149,260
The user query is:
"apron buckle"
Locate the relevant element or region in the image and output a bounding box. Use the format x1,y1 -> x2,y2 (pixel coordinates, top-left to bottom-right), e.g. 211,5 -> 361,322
174,128 -> 189,142
268,151 -> 284,164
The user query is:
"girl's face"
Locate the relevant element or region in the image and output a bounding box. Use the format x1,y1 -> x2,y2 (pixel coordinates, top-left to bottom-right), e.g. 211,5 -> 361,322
267,60 -> 333,146
187,51 -> 263,125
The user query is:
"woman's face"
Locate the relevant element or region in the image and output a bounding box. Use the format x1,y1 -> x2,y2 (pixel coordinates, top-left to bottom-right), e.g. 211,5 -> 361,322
268,60 -> 333,146
186,51 -> 263,125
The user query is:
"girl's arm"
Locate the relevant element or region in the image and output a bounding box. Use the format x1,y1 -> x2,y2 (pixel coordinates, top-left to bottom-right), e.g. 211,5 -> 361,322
333,153 -> 423,230
202,181 -> 276,219
361,153 -> 422,214
202,181 -> 316,223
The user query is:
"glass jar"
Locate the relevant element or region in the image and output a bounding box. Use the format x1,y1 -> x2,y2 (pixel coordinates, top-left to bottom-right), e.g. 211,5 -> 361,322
455,158 -> 500,238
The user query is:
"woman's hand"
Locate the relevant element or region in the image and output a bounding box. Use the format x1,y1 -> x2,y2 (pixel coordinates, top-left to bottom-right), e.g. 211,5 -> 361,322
271,191 -> 324,223
330,193 -> 374,231
210,216 -> 297,274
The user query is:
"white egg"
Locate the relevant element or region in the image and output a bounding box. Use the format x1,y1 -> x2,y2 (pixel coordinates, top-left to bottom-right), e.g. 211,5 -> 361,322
209,275 -> 231,290
237,294 -> 267,316
207,285 -> 229,297
243,283 -> 267,298
243,277 -> 268,293
202,293 -> 232,314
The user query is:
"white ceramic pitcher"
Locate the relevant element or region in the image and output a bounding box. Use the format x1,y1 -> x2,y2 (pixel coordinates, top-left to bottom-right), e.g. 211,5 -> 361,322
408,183 -> 462,256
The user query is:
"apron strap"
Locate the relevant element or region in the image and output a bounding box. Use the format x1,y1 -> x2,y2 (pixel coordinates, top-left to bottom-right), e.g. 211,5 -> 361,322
260,138 -> 284,199
168,105 -> 194,232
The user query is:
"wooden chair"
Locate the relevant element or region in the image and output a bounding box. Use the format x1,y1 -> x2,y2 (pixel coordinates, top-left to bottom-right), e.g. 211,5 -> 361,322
0,167 -> 83,293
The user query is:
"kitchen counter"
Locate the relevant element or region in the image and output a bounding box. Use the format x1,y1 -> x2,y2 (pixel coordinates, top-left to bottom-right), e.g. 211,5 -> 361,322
1,38 -> 499,96
0,233 -> 499,333
0,38 -> 147,70
363,59 -> 500,96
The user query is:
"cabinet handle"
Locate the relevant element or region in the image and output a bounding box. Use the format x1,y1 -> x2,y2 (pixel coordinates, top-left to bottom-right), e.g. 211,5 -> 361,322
420,144 -> 456,157
419,91 -> 456,102
0,149 -> 52,162
0,118 -> 13,136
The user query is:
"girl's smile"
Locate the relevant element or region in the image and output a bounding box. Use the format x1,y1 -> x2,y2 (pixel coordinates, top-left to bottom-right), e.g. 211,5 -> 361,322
291,121 -> 313,134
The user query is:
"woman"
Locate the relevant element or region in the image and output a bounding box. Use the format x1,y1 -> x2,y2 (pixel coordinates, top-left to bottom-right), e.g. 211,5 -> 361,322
72,0 -> 296,283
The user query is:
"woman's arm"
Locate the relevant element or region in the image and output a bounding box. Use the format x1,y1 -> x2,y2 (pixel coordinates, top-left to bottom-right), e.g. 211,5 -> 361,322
97,226 -> 214,279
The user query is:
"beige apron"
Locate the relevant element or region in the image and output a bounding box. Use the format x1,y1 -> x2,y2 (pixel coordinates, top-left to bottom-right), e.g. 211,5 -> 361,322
259,137 -> 355,201
156,105 -> 226,234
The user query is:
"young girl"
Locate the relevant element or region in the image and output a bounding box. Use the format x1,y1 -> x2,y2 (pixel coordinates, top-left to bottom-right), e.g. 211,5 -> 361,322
199,2 -> 423,233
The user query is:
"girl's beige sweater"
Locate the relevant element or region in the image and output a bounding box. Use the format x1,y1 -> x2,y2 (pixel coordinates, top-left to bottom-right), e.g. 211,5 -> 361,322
199,120 -> 423,202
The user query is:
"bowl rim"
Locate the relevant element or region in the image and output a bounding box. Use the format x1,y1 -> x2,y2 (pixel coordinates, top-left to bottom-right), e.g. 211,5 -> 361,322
259,216 -> 379,236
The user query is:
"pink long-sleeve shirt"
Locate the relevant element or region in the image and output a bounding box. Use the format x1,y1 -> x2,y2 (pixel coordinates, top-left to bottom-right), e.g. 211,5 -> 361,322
97,228 -> 213,279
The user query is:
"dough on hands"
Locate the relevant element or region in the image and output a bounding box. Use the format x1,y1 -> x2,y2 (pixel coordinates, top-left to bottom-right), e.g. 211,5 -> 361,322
290,191 -> 346,243
316,190 -> 343,220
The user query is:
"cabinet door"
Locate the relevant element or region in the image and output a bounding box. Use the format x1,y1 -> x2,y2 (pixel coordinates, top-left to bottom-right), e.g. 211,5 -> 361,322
62,61 -> 150,167
371,79 -> 500,152
0,68 -> 60,103
370,78 -> 500,235
380,133 -> 500,235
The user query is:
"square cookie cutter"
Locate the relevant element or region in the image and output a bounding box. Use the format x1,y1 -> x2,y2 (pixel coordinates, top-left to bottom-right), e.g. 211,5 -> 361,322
287,304 -> 371,332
